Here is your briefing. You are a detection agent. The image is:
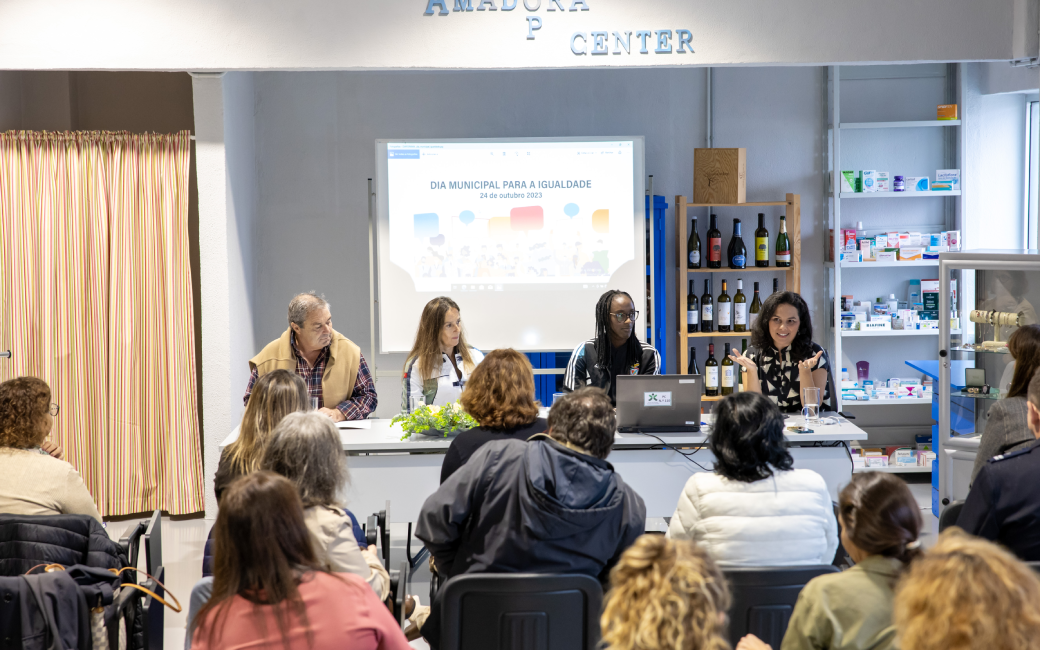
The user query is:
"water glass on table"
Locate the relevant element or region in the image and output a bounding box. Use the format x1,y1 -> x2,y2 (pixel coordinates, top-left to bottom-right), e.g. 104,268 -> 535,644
311,396 -> 320,411
802,386 -> 821,424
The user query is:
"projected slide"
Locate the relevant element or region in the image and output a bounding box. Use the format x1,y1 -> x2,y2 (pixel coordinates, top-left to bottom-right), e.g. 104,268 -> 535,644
386,141 -> 635,292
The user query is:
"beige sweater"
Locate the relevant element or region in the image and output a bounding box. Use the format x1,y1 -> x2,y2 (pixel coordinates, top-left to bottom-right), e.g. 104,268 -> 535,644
0,448 -> 102,522
303,504 -> 390,601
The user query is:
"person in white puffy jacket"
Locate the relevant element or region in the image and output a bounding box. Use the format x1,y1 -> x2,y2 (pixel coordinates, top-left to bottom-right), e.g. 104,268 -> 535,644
667,392 -> 838,566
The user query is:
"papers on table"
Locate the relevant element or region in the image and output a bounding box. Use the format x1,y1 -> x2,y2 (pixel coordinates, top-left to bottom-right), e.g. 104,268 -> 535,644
336,419 -> 373,430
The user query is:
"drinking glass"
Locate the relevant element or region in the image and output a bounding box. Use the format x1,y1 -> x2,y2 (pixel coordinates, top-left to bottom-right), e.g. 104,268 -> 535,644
310,396 -> 320,411
802,386 -> 821,424
552,392 -> 565,406
409,395 -> 426,413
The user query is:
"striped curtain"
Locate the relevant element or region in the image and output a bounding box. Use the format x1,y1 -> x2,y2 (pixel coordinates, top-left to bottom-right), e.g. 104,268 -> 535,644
0,131 -> 203,516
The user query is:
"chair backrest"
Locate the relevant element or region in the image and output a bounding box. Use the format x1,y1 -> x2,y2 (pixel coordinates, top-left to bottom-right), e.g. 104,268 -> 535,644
439,573 -> 603,650
0,513 -> 125,576
725,565 -> 839,647
143,510 -> 162,578
938,500 -> 965,533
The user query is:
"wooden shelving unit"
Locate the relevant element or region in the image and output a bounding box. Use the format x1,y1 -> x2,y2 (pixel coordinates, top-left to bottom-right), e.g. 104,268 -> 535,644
674,193 -> 802,374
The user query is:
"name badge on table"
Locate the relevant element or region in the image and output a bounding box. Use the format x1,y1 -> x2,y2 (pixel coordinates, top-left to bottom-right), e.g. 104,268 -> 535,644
644,391 -> 672,407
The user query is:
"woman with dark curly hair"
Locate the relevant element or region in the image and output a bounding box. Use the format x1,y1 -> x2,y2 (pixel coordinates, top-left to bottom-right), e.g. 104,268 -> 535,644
0,376 -> 101,521
728,291 -> 832,413
440,348 -> 546,482
667,392 -> 837,566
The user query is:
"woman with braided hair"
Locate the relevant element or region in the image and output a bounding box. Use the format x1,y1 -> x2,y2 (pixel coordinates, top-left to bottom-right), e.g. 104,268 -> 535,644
563,289 -> 660,405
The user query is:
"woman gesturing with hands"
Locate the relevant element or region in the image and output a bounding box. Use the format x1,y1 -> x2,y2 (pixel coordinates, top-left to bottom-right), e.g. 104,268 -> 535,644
729,291 -> 831,413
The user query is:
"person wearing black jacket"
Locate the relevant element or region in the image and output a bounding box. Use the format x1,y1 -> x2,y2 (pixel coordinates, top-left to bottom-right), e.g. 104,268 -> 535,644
415,387 -> 646,650
563,290 -> 660,405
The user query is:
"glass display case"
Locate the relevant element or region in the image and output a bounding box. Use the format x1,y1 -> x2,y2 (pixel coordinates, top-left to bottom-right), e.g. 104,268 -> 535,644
937,251 -> 1040,513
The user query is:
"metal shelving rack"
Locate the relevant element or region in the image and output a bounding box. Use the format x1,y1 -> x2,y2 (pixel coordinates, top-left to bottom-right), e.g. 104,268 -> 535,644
827,64 -> 965,412
674,194 -> 802,400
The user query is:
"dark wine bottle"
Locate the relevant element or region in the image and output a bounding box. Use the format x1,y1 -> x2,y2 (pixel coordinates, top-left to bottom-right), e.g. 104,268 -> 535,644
749,282 -> 762,328
687,217 -> 701,269
772,278 -> 779,295
739,339 -> 748,392
775,215 -> 791,267
755,213 -> 770,267
688,346 -> 700,376
705,343 -> 719,397
717,279 -> 732,333
707,214 -> 722,269
721,342 -> 735,396
686,279 -> 699,333
728,218 -> 747,269
700,279 -> 714,333
734,279 -> 747,332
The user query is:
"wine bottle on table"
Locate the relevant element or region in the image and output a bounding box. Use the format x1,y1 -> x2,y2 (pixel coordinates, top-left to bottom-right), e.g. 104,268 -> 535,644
775,215 -> 791,267
717,280 -> 732,333
734,279 -> 747,332
686,280 -> 699,333
749,282 -> 762,328
705,344 -> 719,397
700,279 -> 714,333
728,218 -> 747,269
755,213 -> 770,267
687,217 -> 701,269
721,342 -> 735,396
707,214 -> 722,269
688,346 -> 700,375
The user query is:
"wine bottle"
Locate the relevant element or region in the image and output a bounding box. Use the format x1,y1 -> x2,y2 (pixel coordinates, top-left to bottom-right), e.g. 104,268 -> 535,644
705,343 -> 719,397
707,214 -> 722,269
687,217 -> 701,269
775,215 -> 791,267
749,282 -> 762,328
721,342 -> 735,396
700,279 -> 714,333
772,278 -> 779,296
717,280 -> 732,333
739,338 -> 748,392
686,279 -> 699,333
688,346 -> 700,376
728,219 -> 747,269
755,213 -> 770,267
734,279 -> 747,332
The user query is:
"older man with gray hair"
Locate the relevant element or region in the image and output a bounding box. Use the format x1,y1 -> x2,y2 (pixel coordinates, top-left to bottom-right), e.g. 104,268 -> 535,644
244,292 -> 377,421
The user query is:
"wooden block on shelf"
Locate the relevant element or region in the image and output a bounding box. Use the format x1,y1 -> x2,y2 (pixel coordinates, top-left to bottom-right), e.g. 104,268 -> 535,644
694,148 -> 746,204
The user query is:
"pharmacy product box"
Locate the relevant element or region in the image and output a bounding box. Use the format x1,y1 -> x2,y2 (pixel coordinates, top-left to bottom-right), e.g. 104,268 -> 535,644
899,247 -> 924,261
860,240 -> 873,261
865,455 -> 889,468
840,171 -> 856,193
843,229 -> 857,252
908,232 -> 922,247
861,170 -> 877,192
931,181 -> 953,191
876,171 -> 890,192
886,232 -> 899,247
893,449 -> 917,466
897,233 -> 911,248
923,251 -> 940,260
876,251 -> 897,262
936,169 -> 960,190
946,230 -> 961,251
922,279 -> 940,311
905,176 -> 930,191
937,104 -> 958,120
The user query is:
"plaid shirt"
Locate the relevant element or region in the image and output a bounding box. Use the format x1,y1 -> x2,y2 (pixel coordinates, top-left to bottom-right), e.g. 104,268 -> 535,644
243,333 -> 377,420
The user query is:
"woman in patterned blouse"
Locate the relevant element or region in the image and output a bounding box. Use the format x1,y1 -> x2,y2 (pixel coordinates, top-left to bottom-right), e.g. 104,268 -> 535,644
729,291 -> 832,413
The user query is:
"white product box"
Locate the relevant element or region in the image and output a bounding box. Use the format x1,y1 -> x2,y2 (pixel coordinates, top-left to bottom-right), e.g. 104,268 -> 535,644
857,321 -> 892,331
839,171 -> 856,193
893,449 -> 918,466
865,455 -> 889,468
876,251 -> 897,262
905,176 -> 929,192
876,171 -> 890,192
936,169 -> 960,191
862,170 -> 878,192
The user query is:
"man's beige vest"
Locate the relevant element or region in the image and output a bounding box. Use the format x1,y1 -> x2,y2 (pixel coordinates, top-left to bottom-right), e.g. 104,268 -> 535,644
248,327 -> 360,407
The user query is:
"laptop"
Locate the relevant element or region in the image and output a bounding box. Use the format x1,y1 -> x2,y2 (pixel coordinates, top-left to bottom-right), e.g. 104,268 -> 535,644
616,375 -> 702,434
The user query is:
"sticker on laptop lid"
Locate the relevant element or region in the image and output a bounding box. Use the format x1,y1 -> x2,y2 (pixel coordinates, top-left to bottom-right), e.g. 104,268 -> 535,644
678,379 -> 697,384
644,391 -> 672,407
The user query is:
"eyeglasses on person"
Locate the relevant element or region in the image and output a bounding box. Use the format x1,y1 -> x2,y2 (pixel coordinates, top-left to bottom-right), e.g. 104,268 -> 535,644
610,311 -> 640,323
48,403 -> 60,416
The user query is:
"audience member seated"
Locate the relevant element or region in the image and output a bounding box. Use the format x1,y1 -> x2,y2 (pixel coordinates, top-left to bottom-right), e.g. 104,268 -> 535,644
415,386 -> 646,649
972,324 -> 1040,482
958,366 -> 1040,560
601,534 -> 730,650
215,369 -> 308,502
735,471 -> 922,650
262,411 -> 390,600
190,471 -> 410,650
893,528 -> 1040,650
440,348 -> 546,483
667,392 -> 838,566
0,376 -> 101,521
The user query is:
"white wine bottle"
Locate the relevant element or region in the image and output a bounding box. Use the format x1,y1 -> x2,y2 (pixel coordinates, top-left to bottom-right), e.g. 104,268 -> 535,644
721,342 -> 735,396
734,279 -> 747,332
717,280 -> 732,333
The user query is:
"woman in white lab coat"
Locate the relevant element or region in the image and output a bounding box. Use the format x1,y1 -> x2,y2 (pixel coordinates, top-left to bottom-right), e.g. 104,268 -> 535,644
401,297 -> 484,413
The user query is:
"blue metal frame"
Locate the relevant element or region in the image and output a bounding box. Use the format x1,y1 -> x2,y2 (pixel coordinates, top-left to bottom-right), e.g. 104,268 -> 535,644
647,195 -> 668,373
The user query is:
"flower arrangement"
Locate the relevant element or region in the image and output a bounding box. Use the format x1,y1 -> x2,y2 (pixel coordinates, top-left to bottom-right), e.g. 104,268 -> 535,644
391,401 -> 478,440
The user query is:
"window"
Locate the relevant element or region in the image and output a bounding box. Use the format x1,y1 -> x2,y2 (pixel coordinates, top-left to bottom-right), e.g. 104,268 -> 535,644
1026,100 -> 1039,249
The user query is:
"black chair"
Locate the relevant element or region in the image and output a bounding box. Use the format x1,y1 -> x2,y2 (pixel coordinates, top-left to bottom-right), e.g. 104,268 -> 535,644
725,565 -> 839,647
938,500 -> 965,533
438,573 -> 603,650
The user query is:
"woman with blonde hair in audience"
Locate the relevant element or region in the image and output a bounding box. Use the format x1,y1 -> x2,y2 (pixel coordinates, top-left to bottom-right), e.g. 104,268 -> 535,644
892,528 -> 1040,650
214,369 -> 308,501
262,411 -> 390,600
190,471 -> 410,650
601,534 -> 730,650
0,376 -> 101,521
736,471 -> 923,650
441,347 -> 546,482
